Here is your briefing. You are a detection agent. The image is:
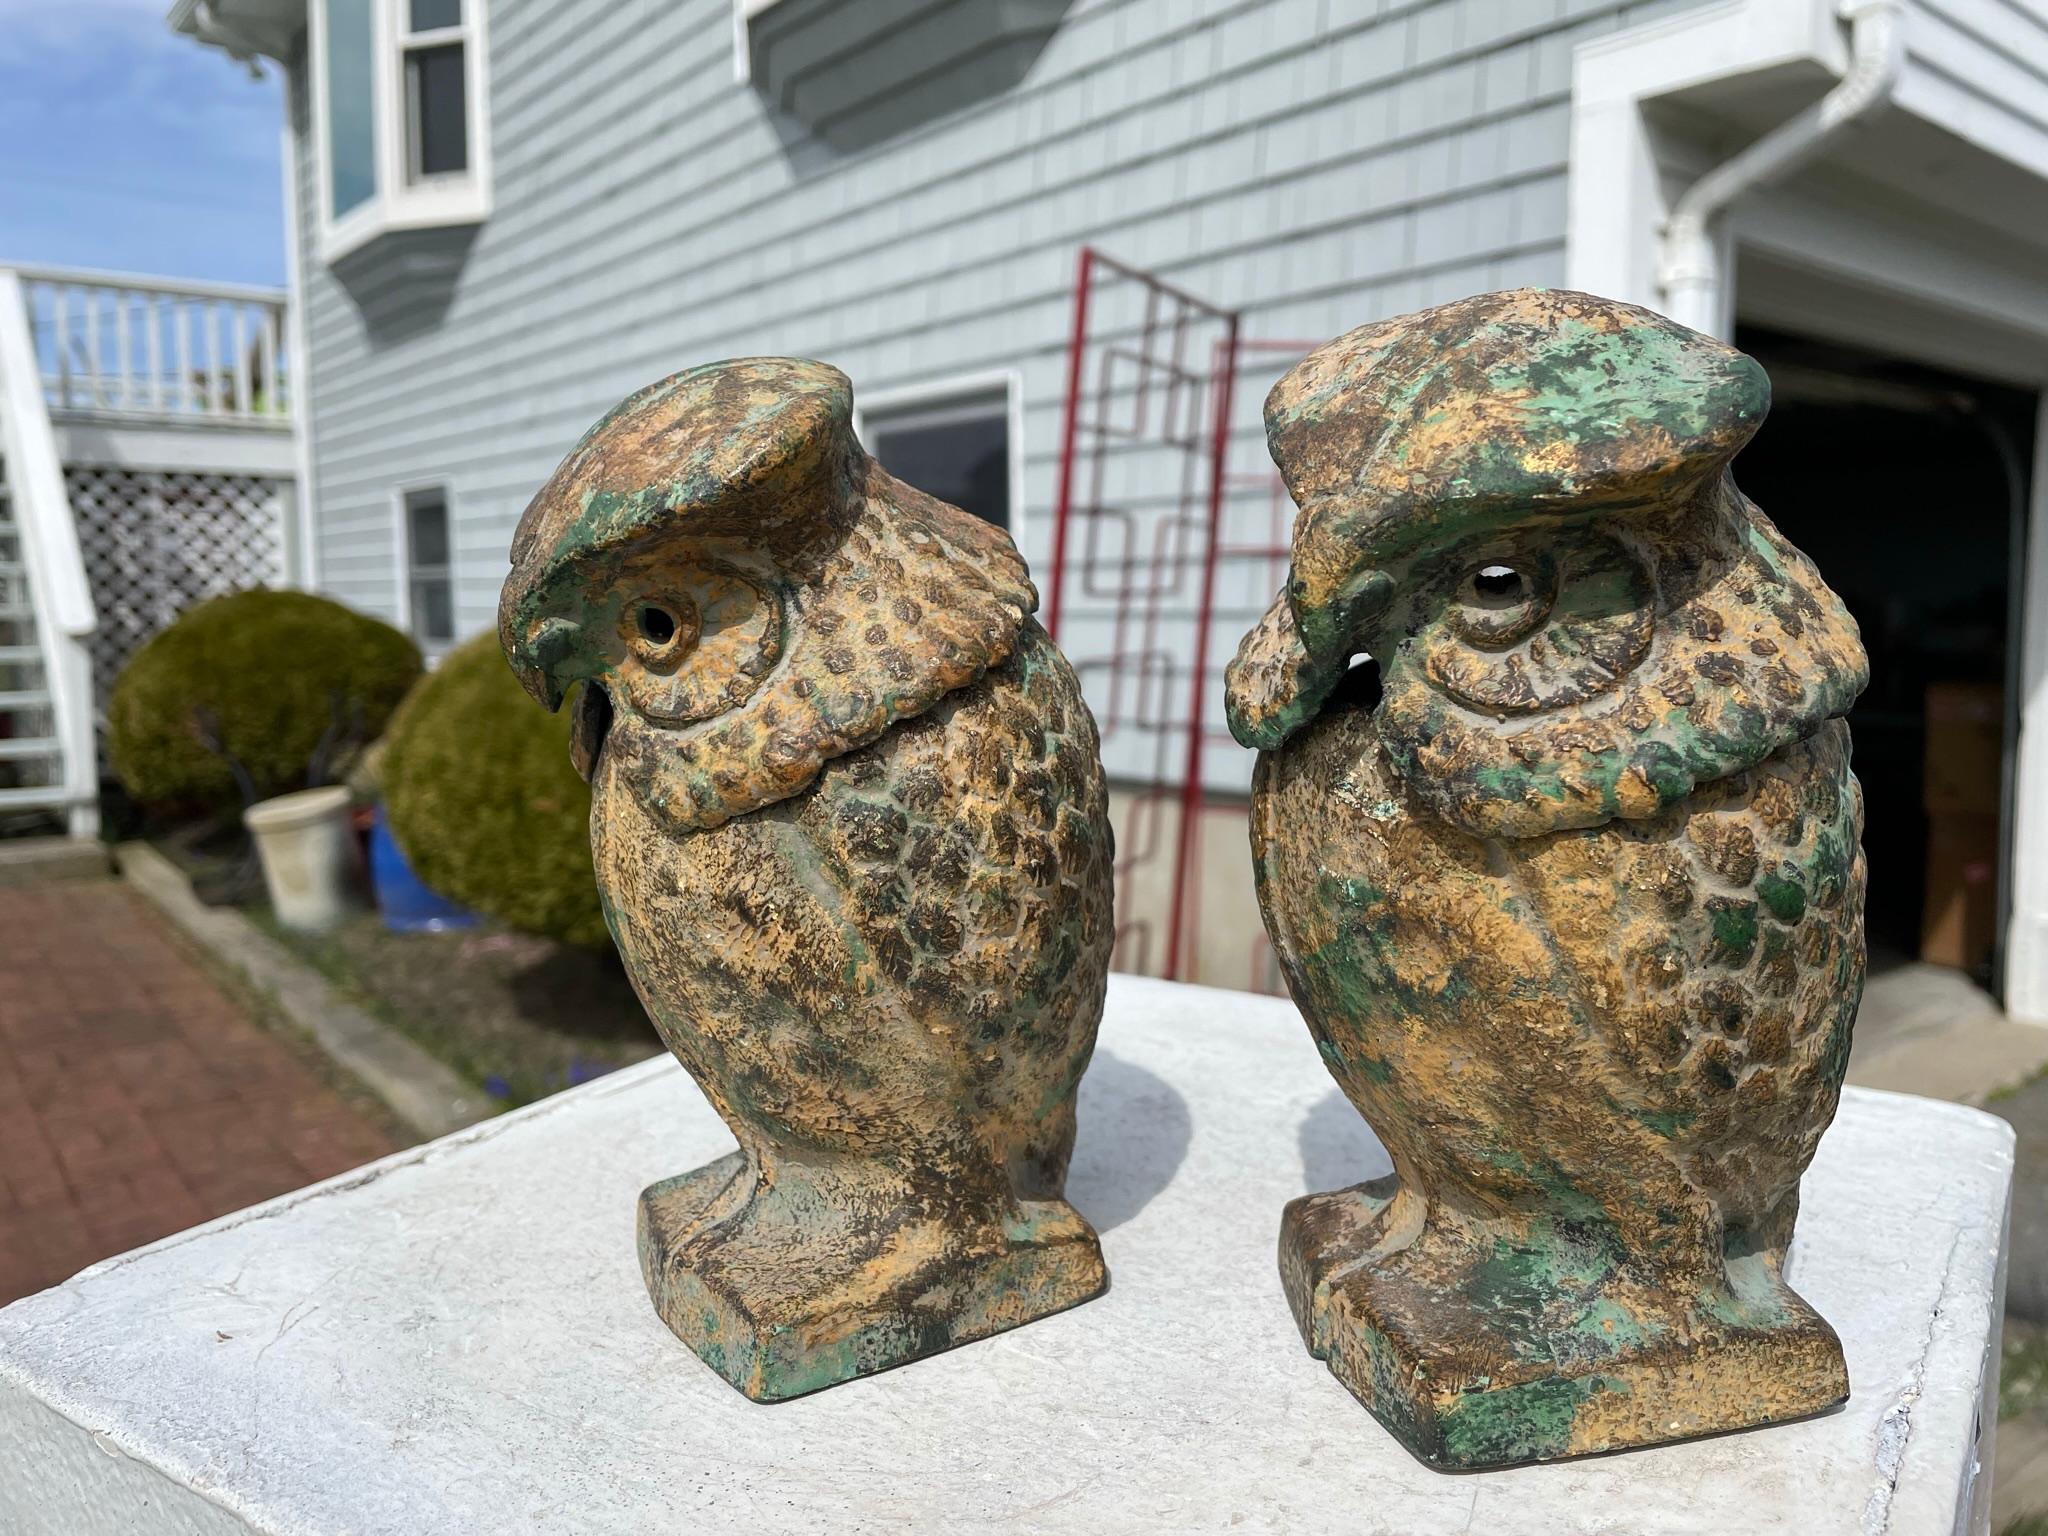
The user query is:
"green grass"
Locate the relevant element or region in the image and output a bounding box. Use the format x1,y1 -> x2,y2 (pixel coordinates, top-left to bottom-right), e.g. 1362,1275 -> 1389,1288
244,903 -> 659,1109
1986,1057 -> 2048,1104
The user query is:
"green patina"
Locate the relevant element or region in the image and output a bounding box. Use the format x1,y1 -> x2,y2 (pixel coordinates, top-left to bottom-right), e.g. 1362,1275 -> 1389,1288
1474,1143 -> 1609,1229
1468,1227 -> 1611,1335
1438,1374 -> 1616,1467
1699,1249 -> 1804,1332
1579,1297 -> 1651,1353
1709,901 -> 1759,966
1245,294 -> 1868,1466
1297,923 -> 1488,1036
1629,1103 -> 1697,1138
1758,871 -> 1807,924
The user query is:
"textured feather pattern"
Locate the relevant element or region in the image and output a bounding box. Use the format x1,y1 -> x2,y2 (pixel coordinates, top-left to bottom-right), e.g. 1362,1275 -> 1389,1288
1253,701 -> 1865,1266
592,620 -> 1113,1204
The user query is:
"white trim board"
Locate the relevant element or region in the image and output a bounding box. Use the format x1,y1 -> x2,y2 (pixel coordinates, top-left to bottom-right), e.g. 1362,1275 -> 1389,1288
1567,0 -> 2048,1020
282,107 -> 319,590
2010,395 -> 2048,1026
50,422 -> 297,479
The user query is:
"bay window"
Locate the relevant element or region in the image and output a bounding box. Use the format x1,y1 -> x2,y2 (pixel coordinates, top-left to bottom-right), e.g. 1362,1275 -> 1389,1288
311,0 -> 491,262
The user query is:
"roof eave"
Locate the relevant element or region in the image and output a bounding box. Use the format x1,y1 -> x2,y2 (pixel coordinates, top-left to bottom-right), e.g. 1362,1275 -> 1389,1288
166,0 -> 305,66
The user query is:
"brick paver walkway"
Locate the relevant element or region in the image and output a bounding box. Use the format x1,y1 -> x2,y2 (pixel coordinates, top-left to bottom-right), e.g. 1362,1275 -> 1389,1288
0,879 -> 396,1306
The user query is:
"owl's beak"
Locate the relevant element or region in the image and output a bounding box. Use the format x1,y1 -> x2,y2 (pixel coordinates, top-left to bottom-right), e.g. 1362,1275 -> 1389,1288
1224,589 -> 1334,750
503,617 -> 583,713
1225,563 -> 1394,751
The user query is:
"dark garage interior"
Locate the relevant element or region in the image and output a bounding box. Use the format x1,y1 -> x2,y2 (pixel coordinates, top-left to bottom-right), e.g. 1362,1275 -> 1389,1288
1732,324 -> 2036,997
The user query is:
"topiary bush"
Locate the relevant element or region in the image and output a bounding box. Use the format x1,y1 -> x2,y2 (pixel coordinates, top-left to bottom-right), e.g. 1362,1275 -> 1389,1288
108,589 -> 421,813
379,630 -> 609,949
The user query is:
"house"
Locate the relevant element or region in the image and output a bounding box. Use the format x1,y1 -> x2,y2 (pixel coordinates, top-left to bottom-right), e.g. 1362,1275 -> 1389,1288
161,0 -> 2048,1020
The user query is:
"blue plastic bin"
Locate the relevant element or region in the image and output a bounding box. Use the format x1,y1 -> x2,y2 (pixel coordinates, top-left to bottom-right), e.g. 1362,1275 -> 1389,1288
367,805 -> 478,933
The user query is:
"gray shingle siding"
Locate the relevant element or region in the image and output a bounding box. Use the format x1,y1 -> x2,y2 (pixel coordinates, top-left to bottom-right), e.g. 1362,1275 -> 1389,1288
291,0 -> 1707,638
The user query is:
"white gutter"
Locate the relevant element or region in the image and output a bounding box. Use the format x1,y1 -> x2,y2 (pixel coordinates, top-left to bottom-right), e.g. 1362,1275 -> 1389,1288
1658,0 -> 1907,336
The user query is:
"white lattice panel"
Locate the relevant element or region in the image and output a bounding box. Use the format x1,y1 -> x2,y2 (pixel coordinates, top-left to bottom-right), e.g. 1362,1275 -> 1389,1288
65,466 -> 288,709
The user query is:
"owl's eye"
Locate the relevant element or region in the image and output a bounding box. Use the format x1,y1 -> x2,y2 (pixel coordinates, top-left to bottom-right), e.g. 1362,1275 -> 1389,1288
610,558 -> 780,725
624,598 -> 700,669
1448,556 -> 1554,648
1471,565 -> 1524,603
1416,535 -> 1653,715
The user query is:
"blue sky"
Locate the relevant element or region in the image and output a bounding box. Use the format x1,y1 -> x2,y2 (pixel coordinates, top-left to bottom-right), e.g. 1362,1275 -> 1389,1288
0,0 -> 286,286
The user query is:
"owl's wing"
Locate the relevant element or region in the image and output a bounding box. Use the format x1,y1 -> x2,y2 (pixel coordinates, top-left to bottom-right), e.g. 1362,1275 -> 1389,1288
800,620 -> 1115,1127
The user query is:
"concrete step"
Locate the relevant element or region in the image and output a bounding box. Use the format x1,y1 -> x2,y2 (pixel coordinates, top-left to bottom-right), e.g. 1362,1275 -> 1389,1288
0,834 -> 108,886
1846,959 -> 2048,1105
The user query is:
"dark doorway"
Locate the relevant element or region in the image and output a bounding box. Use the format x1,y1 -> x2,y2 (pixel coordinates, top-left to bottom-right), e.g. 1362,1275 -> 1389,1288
1732,326 -> 2035,997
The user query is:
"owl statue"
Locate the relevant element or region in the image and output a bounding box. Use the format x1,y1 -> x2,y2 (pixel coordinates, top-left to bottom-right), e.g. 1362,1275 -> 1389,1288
500,358 -> 1114,1401
1226,291 -> 1869,1468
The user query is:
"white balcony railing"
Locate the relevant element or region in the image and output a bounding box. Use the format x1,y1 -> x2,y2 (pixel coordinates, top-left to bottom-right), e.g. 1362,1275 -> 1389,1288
14,265 -> 291,426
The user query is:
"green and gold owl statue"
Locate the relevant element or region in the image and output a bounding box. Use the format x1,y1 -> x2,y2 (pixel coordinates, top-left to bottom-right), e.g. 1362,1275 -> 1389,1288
1227,290 -> 1869,1468
501,359 -> 1113,1401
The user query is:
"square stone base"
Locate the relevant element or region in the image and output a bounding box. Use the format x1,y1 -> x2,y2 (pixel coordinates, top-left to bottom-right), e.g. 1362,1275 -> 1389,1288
1279,1185 -> 1851,1469
639,1152 -> 1107,1402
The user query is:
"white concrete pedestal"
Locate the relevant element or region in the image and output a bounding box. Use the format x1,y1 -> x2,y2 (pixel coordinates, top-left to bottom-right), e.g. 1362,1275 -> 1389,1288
0,976 -> 2017,1534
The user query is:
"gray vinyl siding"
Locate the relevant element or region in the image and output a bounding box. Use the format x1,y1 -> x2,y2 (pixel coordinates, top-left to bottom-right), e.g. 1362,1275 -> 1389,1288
1907,0 -> 2048,154
291,0 -> 1706,641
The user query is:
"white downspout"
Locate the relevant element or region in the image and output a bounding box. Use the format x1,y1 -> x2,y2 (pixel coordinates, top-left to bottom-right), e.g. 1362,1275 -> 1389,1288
1659,0 -> 1907,337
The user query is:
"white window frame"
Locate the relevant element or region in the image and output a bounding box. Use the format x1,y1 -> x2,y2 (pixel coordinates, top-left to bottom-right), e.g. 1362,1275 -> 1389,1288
309,0 -> 493,265
394,480 -> 458,653
853,369 -> 1027,548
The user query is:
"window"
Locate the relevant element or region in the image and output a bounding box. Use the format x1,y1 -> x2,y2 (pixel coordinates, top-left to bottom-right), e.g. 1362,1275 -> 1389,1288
325,0 -> 376,220
402,0 -> 469,182
403,487 -> 455,647
311,0 -> 490,262
859,380 -> 1017,534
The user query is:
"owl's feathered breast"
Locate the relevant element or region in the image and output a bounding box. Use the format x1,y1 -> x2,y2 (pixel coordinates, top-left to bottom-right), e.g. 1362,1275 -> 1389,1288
592,622 -> 1113,1147
1254,698 -> 1864,1203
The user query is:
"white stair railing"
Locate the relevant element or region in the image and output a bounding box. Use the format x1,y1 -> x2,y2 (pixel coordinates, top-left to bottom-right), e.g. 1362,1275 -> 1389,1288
14,264 -> 290,425
0,267 -> 100,837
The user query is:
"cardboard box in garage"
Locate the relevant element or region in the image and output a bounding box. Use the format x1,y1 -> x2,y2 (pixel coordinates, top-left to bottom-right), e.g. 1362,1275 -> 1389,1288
1923,681 -> 2003,816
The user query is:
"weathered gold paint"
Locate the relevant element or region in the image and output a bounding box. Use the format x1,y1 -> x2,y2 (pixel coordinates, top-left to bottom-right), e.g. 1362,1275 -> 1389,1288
501,358 -> 1112,1400
1228,291 -> 1869,1469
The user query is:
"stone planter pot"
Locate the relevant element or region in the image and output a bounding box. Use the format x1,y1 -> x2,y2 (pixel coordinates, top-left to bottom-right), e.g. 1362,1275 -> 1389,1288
244,785 -> 355,932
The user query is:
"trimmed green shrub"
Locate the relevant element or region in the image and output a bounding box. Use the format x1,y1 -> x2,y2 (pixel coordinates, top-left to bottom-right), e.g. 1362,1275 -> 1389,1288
380,630 -> 609,949
108,590 -> 421,812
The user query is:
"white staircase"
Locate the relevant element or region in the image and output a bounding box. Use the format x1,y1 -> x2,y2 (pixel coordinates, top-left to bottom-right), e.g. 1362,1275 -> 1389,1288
0,262 -> 299,840
0,269 -> 99,837
0,484 -> 69,804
